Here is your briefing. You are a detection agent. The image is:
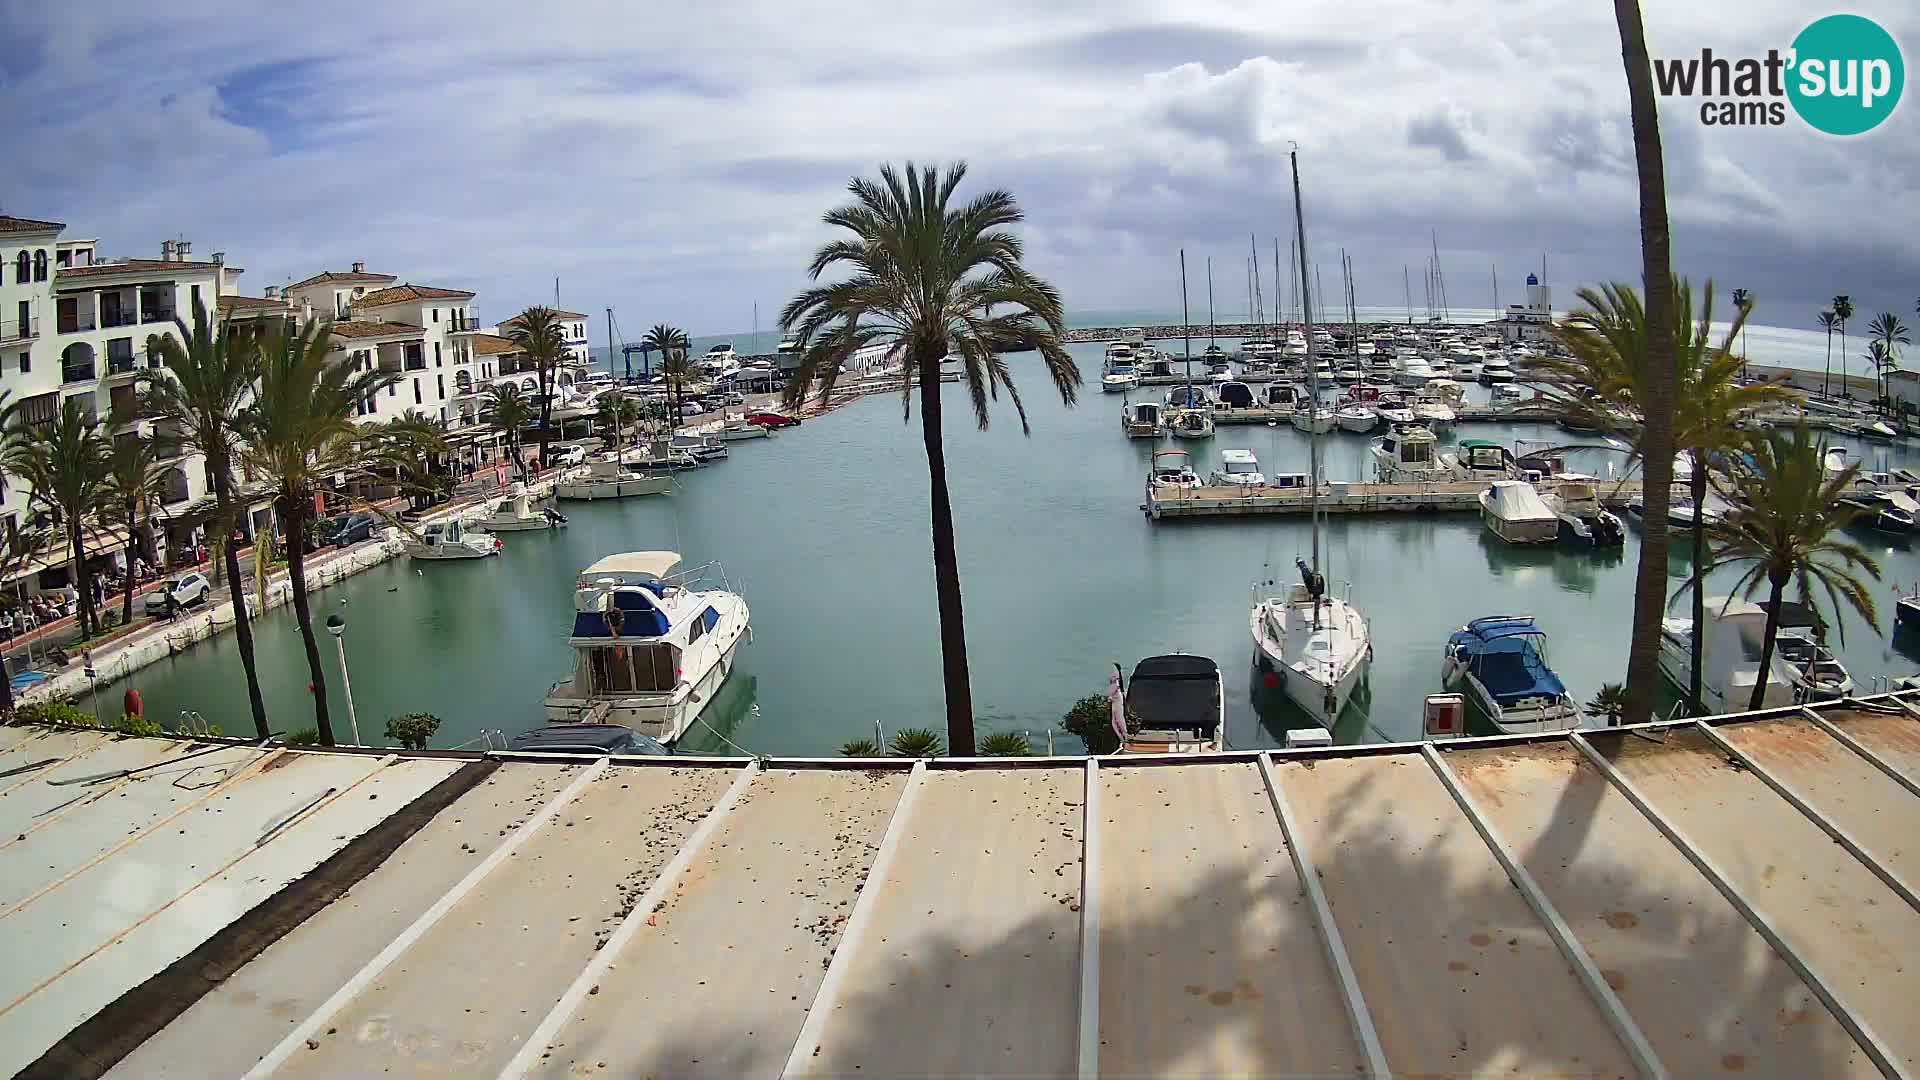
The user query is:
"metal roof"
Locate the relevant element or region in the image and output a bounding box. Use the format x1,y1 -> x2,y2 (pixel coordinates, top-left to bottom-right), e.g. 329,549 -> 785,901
1,695 -> 1916,1078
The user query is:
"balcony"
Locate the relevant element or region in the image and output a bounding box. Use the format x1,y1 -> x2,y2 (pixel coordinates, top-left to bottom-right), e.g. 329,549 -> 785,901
61,362 -> 96,384
447,313 -> 482,333
107,354 -> 138,376
0,317 -> 37,344
57,311 -> 96,334
141,307 -> 177,324
101,309 -> 138,329
404,358 -> 428,371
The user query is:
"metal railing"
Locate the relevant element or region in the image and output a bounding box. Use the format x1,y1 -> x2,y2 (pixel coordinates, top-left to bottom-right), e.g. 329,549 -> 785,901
57,312 -> 96,333
403,358 -> 427,371
107,354 -> 137,375
101,309 -> 138,329
61,362 -> 96,384
142,307 -> 177,324
0,317 -> 38,342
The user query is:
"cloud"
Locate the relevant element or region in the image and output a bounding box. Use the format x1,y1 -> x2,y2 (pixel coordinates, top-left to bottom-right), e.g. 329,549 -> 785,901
1,0 -> 1914,338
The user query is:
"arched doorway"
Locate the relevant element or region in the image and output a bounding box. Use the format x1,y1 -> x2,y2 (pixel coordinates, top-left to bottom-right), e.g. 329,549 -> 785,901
60,342 -> 96,383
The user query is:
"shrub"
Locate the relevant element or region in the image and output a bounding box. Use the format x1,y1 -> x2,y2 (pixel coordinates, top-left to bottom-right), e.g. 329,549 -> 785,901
977,732 -> 1033,757
385,711 -> 442,751
1584,683 -> 1630,726
112,713 -> 165,737
887,726 -> 944,758
1061,694 -> 1135,756
287,727 -> 320,746
839,738 -> 881,757
16,700 -> 97,728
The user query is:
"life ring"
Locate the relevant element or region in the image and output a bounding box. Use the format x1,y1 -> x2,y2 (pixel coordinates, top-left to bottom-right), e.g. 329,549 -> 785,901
604,606 -> 624,638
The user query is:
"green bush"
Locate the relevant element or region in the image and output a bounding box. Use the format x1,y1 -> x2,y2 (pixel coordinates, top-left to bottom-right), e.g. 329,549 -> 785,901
977,732 -> 1033,757
16,700 -> 98,728
839,738 -> 881,757
287,727 -> 321,746
112,713 -> 165,737
887,726 -> 944,758
1061,694 -> 1135,756
384,711 -> 442,751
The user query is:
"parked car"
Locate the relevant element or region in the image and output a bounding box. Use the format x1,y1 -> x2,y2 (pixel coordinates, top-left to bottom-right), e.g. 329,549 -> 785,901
745,410 -> 801,429
677,400 -> 707,417
144,572 -> 212,616
507,724 -> 670,756
329,513 -> 377,547
548,444 -> 588,469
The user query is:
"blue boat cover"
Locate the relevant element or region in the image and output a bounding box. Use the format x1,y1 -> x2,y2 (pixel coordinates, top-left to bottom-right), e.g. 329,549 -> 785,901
572,589 -> 672,639
1451,618 -> 1566,706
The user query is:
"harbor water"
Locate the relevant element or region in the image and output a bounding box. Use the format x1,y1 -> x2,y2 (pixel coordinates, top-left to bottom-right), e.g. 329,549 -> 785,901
89,339 -> 1920,753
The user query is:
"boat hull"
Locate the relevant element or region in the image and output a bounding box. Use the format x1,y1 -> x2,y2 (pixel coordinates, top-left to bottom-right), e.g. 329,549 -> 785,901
405,544 -> 497,560
1249,597 -> 1370,728
545,601 -> 749,745
476,516 -> 559,532
555,476 -> 674,500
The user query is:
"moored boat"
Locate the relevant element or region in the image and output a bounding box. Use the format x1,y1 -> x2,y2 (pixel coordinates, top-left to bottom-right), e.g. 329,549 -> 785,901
1150,448 -> 1202,490
1115,655 -> 1226,754
1440,616 -> 1581,734
404,518 -> 501,560
1479,480 -> 1560,544
474,484 -> 567,532
554,459 -> 674,501
1122,400 -> 1165,439
1541,477 -> 1625,545
1659,597 -> 1800,713
1210,448 -> 1264,487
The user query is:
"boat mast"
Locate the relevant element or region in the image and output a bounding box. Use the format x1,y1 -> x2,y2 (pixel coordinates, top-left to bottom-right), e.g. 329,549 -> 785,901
1289,149 -> 1322,600
1180,249 -> 1193,403
606,305 -> 623,464
1272,238 -> 1282,344
1403,265 -> 1413,324
1249,235 -> 1263,335
1490,263 -> 1500,314
1431,231 -> 1449,321
1206,257 -> 1216,346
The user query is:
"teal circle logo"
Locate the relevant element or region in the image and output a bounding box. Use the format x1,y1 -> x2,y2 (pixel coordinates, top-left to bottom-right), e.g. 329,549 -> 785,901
1787,14 -> 1903,135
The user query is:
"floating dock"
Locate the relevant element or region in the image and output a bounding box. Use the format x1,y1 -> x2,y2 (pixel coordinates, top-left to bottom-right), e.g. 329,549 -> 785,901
1144,477 -> 1666,519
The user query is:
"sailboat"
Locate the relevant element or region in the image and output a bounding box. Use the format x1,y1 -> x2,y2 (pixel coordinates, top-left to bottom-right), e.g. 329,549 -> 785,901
1167,251 -> 1214,440
1249,150 -> 1372,729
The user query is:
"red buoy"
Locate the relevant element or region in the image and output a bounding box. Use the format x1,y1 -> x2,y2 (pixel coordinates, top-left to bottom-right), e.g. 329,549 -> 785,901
1262,671 -> 1282,690
123,688 -> 143,718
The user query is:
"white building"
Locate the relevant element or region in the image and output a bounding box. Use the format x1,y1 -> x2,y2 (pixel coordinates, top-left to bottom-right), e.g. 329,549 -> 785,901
1498,273 -> 1553,344
499,309 -> 592,368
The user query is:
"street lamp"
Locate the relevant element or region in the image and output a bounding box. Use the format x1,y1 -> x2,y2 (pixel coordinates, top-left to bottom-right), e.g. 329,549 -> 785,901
325,612 -> 361,746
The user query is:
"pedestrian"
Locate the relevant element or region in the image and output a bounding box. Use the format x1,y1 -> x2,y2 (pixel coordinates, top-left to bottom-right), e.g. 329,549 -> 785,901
164,591 -> 179,623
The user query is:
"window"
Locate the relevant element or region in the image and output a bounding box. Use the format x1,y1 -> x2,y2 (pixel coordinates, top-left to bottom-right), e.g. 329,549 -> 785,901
190,284 -> 201,311
32,250 -> 47,281
432,308 -> 439,323
434,342 -> 441,366
687,614 -> 706,645
55,250 -> 71,268
17,300 -> 28,333
11,252 -> 24,283
413,378 -> 421,405
388,383 -> 396,397
436,374 -> 445,399
18,351 -> 28,374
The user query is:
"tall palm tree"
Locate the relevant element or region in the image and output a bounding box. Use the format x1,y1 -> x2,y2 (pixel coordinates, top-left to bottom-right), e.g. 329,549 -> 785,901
1818,310 -> 1839,397
485,383 -> 533,482
1542,280 -> 1798,713
781,161 -> 1080,754
1868,312 -> 1909,410
1729,287 -> 1750,379
641,323 -> 689,382
1832,294 -> 1854,399
140,304 -> 269,737
239,319 -> 399,745
3,399 -> 108,638
1603,1 -> 1680,726
506,306 -> 568,468
372,411 -> 449,511
595,393 -> 641,448
1687,425 -> 1877,711
658,353 -> 697,427
98,434 -> 170,628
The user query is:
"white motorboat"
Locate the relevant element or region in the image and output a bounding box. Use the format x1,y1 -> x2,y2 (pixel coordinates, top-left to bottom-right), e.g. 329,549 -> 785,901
1335,363 -> 1364,384
1263,383 -> 1298,416
1659,596 -> 1799,713
1116,655 -> 1226,754
1492,384 -> 1529,404
1123,400 -> 1165,438
1120,327 -> 1147,348
543,551 -> 751,745
1628,498 -> 1725,530
555,459 -> 674,500
1479,480 -> 1560,544
1480,353 -> 1515,383
1395,354 -> 1436,387
1169,408 -> 1215,439
1370,424 -> 1450,482
474,484 -> 567,532
1823,447 -> 1851,481
1672,451 -> 1695,485
1448,439 -> 1516,482
1211,448 -> 1265,487
1102,343 -> 1139,393
1842,489 -> 1919,532
1290,403 -> 1335,435
669,434 -> 728,462
1441,616 -> 1582,735
1335,402 -> 1377,433
627,440 -> 706,471
1150,448 -> 1202,490
1864,420 -> 1899,441
1412,399 -> 1456,429
1251,564 -> 1370,728
715,416 -> 772,441
1758,601 -> 1853,701
1541,478 -> 1625,545
405,518 -> 500,560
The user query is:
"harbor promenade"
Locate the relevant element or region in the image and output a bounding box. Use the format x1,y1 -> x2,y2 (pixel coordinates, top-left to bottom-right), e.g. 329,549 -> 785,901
1145,477 -> 1667,520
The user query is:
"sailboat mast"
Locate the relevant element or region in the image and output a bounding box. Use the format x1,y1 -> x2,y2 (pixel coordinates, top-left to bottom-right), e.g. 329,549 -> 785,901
1289,149 -> 1321,581
1206,257 -> 1216,345
1249,235 -> 1263,333
1403,265 -> 1413,324
1490,263 -> 1499,313
606,306 -> 623,462
1180,249 -> 1193,396
1271,239 -> 1282,343
1431,231 -> 1449,321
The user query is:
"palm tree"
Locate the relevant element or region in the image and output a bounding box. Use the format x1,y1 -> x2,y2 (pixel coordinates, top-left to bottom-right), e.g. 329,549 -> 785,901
140,304 -> 270,737
3,399 -> 108,638
98,434 -> 170,628
1687,425 -> 1877,711
485,383 -> 534,482
658,353 -> 697,427
372,411 -> 449,511
594,393 -> 641,448
1730,288 -> 1750,378
239,319 -> 399,745
1868,312 -> 1909,411
1605,0 -> 1681,726
506,306 -> 568,469
1818,310 -> 1840,397
1542,280 -> 1798,712
641,323 -> 689,382
781,161 -> 1081,754
1832,294 -> 1854,399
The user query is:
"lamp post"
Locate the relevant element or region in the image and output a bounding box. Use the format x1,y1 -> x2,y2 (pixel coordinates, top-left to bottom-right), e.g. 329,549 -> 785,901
325,612 -> 361,746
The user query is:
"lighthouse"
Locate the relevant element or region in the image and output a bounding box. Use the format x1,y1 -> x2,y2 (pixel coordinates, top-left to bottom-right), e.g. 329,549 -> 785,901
1502,272 -> 1553,343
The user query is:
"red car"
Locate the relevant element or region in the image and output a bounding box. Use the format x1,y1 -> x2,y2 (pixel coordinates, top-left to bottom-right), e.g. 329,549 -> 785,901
744,410 -> 801,429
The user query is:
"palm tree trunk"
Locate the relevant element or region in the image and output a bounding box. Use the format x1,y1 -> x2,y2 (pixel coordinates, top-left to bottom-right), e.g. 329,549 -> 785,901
283,491 -> 334,745
1688,466 -> 1707,713
69,519 -> 93,639
1748,573 -> 1788,711
918,352 -> 974,756
538,365 -> 555,466
214,464 -> 270,739
1824,329 -> 1833,398
121,498 -> 137,628
1614,0 -> 1679,726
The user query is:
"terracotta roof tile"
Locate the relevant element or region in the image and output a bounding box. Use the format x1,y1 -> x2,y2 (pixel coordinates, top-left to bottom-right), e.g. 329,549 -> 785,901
288,270 -> 397,289
355,283 -> 476,306
54,259 -> 219,280
0,215 -> 64,235
470,333 -> 521,355
329,320 -> 427,340
500,309 -> 588,327
217,295 -> 290,315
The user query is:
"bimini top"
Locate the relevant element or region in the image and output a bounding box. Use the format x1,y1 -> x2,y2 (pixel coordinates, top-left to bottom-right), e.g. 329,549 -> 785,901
1450,620 -> 1567,706
1460,614 -> 1547,641
580,551 -> 681,581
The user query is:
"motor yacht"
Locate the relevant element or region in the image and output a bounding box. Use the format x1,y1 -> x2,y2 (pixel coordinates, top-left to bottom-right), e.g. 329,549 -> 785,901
1659,597 -> 1800,713
1541,477 -> 1625,545
404,518 -> 501,560
543,551 -> 750,744
1370,424 -> 1450,483
1441,616 -> 1581,735
1115,655 -> 1226,754
1122,400 -> 1165,439
474,484 -> 567,531
1150,448 -> 1201,489
1211,448 -> 1265,487
1479,480 -> 1560,544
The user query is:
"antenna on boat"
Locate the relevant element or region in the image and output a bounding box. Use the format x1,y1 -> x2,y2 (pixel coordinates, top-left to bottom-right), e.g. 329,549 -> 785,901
1289,146 -> 1322,626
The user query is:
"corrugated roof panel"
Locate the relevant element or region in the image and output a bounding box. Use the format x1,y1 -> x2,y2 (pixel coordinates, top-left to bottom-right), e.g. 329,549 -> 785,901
1448,740 -> 1876,1078
1821,708 -> 1920,784
1096,762 -> 1363,1077
275,764 -> 738,1078
0,757 -> 460,1076
1276,753 -> 1637,1077
797,767 -> 1083,1078
0,729 -> 116,792
0,737 -> 198,840
531,767 -> 910,1077
1595,728 -> 1920,1072
111,762 -> 587,1079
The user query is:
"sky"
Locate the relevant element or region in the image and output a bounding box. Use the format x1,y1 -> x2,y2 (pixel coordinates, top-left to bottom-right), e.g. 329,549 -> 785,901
2,0 -> 1916,347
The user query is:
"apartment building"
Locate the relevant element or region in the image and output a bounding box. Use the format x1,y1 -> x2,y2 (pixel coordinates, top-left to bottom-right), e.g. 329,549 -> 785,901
499,308 -> 592,367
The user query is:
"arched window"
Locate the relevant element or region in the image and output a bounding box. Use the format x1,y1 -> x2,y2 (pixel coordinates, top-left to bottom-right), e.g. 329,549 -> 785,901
13,252 -> 27,283
33,250 -> 48,281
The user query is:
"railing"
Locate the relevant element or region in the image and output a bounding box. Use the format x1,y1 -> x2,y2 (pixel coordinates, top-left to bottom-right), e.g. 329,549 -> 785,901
448,314 -> 481,332
0,317 -> 38,342
57,311 -> 96,334
101,309 -> 138,329
107,354 -> 137,375
61,362 -> 97,384
404,358 -> 427,371
142,307 -> 177,324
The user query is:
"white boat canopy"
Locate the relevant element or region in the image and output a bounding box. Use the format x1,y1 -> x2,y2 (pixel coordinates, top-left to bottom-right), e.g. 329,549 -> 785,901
581,551 -> 682,580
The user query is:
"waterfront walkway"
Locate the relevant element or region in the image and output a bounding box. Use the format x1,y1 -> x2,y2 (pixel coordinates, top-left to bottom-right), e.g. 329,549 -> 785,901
1145,477 -> 1665,519
4,693 -> 1913,1077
